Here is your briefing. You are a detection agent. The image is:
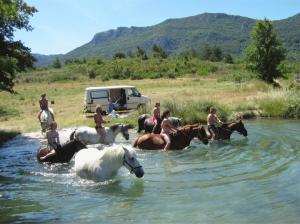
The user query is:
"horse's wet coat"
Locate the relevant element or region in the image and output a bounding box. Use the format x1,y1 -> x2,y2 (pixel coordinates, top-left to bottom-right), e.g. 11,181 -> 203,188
206,120 -> 248,140
70,124 -> 129,145
74,145 -> 144,181
37,139 -> 86,163
133,124 -> 208,150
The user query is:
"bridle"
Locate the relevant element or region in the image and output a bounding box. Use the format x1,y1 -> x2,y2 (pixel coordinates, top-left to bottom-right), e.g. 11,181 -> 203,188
123,155 -> 142,173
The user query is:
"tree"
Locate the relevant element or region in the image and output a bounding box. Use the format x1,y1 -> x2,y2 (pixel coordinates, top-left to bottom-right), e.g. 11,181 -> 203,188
136,46 -> 148,60
113,52 -> 126,59
152,44 -> 167,58
52,57 -> 61,68
0,0 -> 37,92
223,54 -> 234,64
202,46 -> 223,62
211,46 -> 223,62
245,19 -> 286,83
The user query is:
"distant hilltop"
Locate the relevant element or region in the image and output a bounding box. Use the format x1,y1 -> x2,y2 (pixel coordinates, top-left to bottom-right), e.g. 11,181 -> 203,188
34,12 -> 300,66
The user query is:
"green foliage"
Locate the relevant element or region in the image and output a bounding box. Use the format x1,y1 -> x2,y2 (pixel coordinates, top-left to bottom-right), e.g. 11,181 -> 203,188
257,90 -> 300,118
113,52 -> 126,59
88,69 -> 96,79
152,44 -> 168,58
223,54 -> 234,64
245,19 -> 286,83
136,46 -> 148,60
202,46 -> 223,62
0,0 -> 37,92
163,100 -> 230,124
52,57 -> 62,68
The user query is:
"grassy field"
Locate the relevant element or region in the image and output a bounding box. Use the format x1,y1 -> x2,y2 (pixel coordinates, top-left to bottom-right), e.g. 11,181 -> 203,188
1,74 -> 299,138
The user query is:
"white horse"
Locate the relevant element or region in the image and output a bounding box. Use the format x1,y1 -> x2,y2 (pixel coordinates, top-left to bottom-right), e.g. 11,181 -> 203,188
70,123 -> 130,145
74,145 -> 144,182
40,108 -> 54,132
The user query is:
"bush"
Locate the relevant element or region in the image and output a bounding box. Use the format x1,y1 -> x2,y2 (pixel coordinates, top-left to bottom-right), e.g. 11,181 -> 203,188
163,100 -> 230,124
88,70 -> 96,79
257,90 -> 300,118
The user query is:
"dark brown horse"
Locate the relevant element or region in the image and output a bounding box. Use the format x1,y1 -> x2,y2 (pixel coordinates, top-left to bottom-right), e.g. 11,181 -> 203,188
137,114 -> 182,134
207,120 -> 248,140
37,139 -> 86,163
133,124 -> 208,150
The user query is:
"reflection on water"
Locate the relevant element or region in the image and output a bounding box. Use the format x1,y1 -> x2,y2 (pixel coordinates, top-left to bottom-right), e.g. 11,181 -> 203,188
0,120 -> 300,223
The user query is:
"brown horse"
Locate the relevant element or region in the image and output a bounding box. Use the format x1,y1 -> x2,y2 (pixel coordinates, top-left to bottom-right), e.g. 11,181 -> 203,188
132,124 -> 208,150
206,120 -> 248,140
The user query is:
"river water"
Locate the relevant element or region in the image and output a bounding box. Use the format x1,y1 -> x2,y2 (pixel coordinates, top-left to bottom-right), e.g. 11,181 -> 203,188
0,120 -> 299,223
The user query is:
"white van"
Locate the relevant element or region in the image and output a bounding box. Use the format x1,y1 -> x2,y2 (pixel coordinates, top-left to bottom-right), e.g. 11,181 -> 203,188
84,85 -> 150,113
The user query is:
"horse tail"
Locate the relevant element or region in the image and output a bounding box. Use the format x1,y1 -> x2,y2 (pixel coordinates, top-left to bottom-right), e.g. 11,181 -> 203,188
70,130 -> 76,141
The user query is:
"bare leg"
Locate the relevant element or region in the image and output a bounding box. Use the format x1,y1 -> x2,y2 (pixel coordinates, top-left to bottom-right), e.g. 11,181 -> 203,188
162,134 -> 171,151
211,132 -> 215,142
40,149 -> 57,161
97,128 -> 106,143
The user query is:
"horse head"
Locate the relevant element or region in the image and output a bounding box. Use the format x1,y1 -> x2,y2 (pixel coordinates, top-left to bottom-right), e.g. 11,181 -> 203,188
230,120 -> 248,137
110,124 -> 130,140
120,124 -> 130,140
122,147 -> 144,178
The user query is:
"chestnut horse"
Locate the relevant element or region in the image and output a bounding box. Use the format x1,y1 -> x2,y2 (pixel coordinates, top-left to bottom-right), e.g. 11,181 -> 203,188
37,139 -> 86,163
133,124 -> 208,150
207,120 -> 248,140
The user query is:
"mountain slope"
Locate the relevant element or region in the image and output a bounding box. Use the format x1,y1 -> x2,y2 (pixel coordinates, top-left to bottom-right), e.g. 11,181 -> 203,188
66,13 -> 256,58
35,13 -> 300,65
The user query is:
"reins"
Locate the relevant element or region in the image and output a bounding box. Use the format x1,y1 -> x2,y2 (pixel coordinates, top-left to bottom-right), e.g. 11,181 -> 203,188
123,155 -> 142,173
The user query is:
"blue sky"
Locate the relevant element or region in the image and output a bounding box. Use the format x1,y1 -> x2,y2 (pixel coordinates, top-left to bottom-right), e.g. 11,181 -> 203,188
15,0 -> 300,55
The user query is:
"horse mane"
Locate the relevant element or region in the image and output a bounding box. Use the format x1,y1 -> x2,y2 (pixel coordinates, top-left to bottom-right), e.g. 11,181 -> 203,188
109,123 -> 122,132
178,123 -> 201,130
99,145 -> 122,161
221,120 -> 241,127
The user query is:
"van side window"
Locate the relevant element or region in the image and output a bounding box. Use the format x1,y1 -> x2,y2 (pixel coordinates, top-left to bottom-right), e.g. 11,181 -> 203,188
91,90 -> 108,99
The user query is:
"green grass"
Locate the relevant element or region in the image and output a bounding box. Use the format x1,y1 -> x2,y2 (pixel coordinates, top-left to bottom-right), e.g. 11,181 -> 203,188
1,57 -> 300,138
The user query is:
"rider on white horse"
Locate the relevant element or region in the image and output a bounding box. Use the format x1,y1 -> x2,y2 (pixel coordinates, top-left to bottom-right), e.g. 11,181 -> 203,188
38,93 -> 55,133
38,93 -> 54,122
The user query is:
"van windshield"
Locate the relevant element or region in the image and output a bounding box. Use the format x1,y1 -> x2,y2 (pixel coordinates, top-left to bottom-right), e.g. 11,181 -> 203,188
129,88 -> 141,97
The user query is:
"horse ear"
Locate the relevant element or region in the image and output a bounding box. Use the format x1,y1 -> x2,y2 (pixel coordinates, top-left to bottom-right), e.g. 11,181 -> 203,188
122,146 -> 129,153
